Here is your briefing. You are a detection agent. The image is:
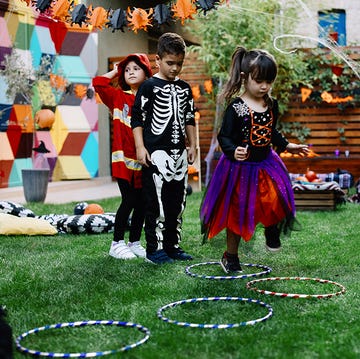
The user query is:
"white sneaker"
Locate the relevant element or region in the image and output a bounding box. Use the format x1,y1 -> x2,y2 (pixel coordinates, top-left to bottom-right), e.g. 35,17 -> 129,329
109,241 -> 136,259
128,241 -> 146,258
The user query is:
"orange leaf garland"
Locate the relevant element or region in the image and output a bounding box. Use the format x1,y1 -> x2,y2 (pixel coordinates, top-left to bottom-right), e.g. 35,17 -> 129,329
51,0 -> 71,21
74,84 -> 88,98
192,85 -> 201,100
127,7 -> 153,33
172,0 -> 197,25
204,79 -> 213,94
301,87 -> 312,102
49,74 -> 67,91
88,6 -> 109,30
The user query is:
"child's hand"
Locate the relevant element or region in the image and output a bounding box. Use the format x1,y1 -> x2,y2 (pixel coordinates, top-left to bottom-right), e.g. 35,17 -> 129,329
136,146 -> 151,167
187,146 -> 196,164
286,143 -> 310,157
234,145 -> 248,161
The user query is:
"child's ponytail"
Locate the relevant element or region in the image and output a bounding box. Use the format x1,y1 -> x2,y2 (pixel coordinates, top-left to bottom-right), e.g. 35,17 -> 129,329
218,46 -> 247,104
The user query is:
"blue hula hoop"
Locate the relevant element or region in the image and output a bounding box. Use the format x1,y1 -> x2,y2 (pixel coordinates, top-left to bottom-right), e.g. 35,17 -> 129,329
185,261 -> 272,280
15,320 -> 150,357
157,296 -> 273,328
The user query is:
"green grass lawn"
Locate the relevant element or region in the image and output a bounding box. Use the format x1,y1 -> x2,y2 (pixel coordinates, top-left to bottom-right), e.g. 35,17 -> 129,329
1,192 -> 359,359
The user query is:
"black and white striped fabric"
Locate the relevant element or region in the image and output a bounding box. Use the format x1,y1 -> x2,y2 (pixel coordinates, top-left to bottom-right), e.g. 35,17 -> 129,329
0,201 -> 35,217
56,214 -> 115,234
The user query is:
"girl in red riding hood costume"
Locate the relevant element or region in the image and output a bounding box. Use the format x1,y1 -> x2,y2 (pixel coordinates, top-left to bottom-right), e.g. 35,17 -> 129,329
93,54 -> 152,260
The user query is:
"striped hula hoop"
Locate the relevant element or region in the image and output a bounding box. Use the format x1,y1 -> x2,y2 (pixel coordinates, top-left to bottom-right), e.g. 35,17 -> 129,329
15,320 -> 150,357
157,296 -> 273,328
246,276 -> 346,299
185,261 -> 272,280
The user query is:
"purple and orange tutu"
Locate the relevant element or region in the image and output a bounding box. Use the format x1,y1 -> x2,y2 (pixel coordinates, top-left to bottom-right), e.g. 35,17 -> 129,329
200,149 -> 296,241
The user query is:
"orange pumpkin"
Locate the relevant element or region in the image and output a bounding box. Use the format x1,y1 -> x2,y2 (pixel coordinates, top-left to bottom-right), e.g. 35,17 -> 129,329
35,109 -> 55,129
305,169 -> 318,182
84,203 -> 104,214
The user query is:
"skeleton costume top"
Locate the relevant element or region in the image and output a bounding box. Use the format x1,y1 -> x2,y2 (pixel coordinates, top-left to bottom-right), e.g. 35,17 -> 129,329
131,76 -> 195,154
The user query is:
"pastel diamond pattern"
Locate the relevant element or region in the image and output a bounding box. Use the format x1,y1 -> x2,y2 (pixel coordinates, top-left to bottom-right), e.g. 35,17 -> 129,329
0,3 -> 99,188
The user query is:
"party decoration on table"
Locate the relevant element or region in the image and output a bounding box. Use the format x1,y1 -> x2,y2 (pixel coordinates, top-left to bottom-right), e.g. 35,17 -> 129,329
15,320 -> 150,357
246,276 -> 346,299
185,261 -> 272,280
157,296 -> 273,328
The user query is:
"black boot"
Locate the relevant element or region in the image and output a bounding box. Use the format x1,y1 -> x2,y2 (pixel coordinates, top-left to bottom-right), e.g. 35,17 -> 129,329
265,225 -> 281,252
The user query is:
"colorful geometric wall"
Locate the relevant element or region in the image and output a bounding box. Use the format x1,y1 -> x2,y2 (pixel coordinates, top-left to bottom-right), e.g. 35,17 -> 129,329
0,0 -> 98,188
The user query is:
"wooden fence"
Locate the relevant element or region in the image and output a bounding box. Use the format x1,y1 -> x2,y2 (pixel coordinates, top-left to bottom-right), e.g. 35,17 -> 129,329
109,49 -> 360,184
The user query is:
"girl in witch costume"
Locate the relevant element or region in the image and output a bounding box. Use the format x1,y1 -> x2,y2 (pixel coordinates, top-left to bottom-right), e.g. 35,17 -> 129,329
200,47 -> 309,273
93,54 -> 152,260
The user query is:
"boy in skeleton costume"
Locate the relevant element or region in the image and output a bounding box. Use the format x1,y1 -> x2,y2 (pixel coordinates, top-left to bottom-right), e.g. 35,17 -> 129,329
132,33 -> 196,264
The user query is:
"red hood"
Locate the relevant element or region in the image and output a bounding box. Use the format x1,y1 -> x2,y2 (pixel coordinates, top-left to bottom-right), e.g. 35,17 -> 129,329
117,53 -> 153,90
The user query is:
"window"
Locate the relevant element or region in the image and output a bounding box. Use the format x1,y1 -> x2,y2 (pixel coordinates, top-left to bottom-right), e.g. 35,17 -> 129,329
318,9 -> 346,46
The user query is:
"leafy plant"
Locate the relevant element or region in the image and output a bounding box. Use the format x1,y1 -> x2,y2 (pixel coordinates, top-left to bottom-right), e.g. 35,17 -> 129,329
0,49 -> 67,114
187,0 -> 308,119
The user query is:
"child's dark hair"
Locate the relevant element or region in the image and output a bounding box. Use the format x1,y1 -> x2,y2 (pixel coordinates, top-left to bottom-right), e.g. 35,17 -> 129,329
219,47 -> 278,106
157,32 -> 186,58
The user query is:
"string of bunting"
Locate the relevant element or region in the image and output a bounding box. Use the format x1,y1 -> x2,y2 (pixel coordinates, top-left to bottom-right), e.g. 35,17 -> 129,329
21,0 -> 224,33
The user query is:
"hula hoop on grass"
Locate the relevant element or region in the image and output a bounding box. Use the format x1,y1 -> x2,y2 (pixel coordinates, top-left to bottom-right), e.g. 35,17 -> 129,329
246,276 -> 346,299
185,261 -> 272,280
157,296 -> 273,328
15,320 -> 150,358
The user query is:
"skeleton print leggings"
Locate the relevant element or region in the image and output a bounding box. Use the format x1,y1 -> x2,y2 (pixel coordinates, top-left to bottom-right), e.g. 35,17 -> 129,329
142,149 -> 188,254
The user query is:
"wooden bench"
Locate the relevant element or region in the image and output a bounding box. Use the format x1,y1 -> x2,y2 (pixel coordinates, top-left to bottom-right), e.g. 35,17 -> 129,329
292,182 -> 346,211
294,190 -> 336,211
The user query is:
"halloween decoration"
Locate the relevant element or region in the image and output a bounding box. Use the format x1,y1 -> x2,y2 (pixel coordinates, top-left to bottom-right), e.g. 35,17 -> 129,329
23,0 -> 220,33
88,6 -> 109,30
86,87 -> 95,100
107,8 -> 128,32
127,7 -> 153,33
51,0 -> 71,21
35,0 -> 52,13
172,0 -> 197,25
196,0 -> 221,15
71,3 -> 88,26
153,4 -> 173,26
84,203 -> 105,214
34,109 -> 55,129
32,140 -> 50,153
204,79 -> 213,94
305,169 -> 318,182
74,84 -> 88,99
192,85 -> 201,100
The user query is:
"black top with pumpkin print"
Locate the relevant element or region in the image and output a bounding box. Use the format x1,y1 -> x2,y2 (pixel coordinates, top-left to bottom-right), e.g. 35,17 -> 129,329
218,98 -> 289,162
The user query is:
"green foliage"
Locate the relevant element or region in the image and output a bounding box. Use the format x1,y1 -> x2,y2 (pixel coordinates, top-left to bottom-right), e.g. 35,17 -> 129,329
279,121 -> 311,143
0,50 -> 67,113
1,193 -> 359,358
187,0 -> 308,116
